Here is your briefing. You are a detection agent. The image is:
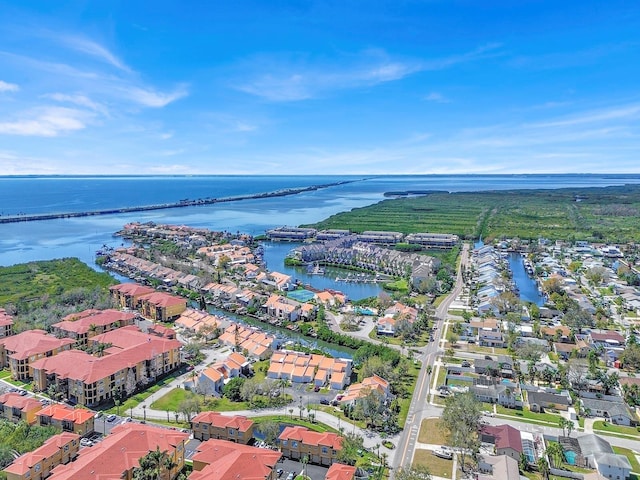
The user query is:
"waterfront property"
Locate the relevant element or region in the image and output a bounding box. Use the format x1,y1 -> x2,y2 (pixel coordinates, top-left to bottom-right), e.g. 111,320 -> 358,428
190,438 -> 281,480
109,282 -> 156,309
3,432 -> 80,480
0,330 -> 75,380
267,350 -> 352,389
196,352 -> 250,396
191,411 -> 254,443
278,426 -> 342,465
218,323 -> 276,360
46,423 -> 188,480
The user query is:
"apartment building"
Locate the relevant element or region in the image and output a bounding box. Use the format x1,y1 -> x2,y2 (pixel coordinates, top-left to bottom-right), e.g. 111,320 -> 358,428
0,308 -> 14,338
36,404 -> 95,436
137,291 -> 187,322
191,412 -> 254,443
0,330 -> 74,380
47,423 -> 189,480
3,432 -> 79,480
32,326 -> 181,407
190,439 -> 281,480
50,309 -> 137,346
0,392 -> 44,424
109,283 -> 155,309
278,426 -> 343,465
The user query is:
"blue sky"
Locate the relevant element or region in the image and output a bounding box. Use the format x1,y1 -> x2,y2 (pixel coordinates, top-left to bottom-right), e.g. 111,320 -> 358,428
0,1 -> 639,175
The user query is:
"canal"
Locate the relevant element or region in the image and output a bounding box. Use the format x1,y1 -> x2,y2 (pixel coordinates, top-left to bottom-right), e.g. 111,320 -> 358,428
507,252 -> 546,306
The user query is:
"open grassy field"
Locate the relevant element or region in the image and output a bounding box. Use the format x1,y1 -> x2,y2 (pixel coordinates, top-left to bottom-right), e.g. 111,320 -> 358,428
418,418 -> 450,445
413,449 -> 453,478
305,184 -> 640,243
594,420 -> 639,437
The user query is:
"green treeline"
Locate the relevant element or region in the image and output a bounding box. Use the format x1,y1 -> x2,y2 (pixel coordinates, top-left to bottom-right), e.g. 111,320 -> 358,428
305,184 -> 640,243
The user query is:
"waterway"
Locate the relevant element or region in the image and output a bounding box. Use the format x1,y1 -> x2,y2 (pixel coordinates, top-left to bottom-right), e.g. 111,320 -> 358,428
508,252 -> 546,306
260,241 -> 382,301
206,306 -> 354,359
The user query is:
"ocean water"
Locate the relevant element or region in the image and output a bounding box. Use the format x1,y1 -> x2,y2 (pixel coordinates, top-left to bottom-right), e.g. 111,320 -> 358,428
1,174 -> 640,271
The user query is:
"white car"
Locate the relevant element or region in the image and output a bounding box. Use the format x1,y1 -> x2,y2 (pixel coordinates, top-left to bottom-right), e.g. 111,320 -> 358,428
80,438 -> 93,447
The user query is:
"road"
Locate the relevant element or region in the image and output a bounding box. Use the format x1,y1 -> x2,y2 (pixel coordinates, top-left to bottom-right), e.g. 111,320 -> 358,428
394,243 -> 470,471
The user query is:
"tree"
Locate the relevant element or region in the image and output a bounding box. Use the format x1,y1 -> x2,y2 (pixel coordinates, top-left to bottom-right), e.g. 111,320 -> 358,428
538,457 -> 550,480
223,377 -> 245,402
178,393 -> 200,422
133,446 -> 176,480
595,370 -> 619,396
620,343 -> 640,371
259,421 -> 281,446
336,432 -> 364,466
441,392 -> 481,472
546,441 -> 564,468
558,417 -> 574,437
395,465 -> 432,480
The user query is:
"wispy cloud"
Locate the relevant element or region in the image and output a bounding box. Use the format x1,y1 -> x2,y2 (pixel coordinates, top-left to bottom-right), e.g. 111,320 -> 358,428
43,93 -> 108,115
423,92 -> 449,103
236,44 -> 501,102
120,85 -> 189,108
0,80 -> 19,93
529,103 -> 640,128
50,33 -> 132,73
0,106 -> 93,137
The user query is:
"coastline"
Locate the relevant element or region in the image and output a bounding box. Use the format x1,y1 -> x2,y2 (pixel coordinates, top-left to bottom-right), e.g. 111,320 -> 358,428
0,178 -> 363,224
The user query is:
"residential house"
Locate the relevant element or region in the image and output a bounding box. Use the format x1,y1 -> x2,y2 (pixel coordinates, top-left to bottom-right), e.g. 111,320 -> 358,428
376,302 -> 418,336
340,375 -> 392,407
218,323 -> 276,359
580,397 -> 637,426
593,454 -> 632,480
589,331 -> 626,350
0,392 -> 43,424
571,435 -> 632,480
477,454 -> 520,480
50,309 -> 137,346
554,340 -> 591,360
32,326 -> 182,407
46,423 -> 189,480
197,352 -> 250,396
137,291 -> 187,322
109,283 -> 155,310
174,309 -> 225,338
191,412 -> 254,443
0,308 -> 14,338
326,463 -> 357,480
315,290 -> 347,308
3,432 -> 79,480
278,426 -> 342,465
527,390 -> 572,412
263,294 -> 305,322
541,325 -> 572,342
0,330 -> 75,380
190,439 -> 281,480
36,404 -> 94,436
479,424 -> 522,460
470,381 -> 519,408
262,271 -> 294,291
267,351 -> 352,389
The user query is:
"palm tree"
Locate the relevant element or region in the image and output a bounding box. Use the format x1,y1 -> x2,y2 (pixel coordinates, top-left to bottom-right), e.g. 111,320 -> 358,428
133,447 -> 172,480
546,441 -> 564,468
538,457 -> 550,480
301,455 -> 309,479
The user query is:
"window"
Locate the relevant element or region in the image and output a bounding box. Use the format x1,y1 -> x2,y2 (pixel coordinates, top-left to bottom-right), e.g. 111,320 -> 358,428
282,440 -> 288,446
64,445 -> 69,451
322,447 -> 328,454
35,464 -> 41,472
292,441 -> 298,448
229,428 -> 235,436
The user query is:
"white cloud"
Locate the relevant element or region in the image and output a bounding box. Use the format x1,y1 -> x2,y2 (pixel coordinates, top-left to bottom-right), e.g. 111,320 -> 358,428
53,34 -> 131,73
423,92 -> 449,103
122,85 -> 189,107
0,106 -> 93,137
0,80 -> 19,93
43,93 -> 108,115
236,44 -> 501,102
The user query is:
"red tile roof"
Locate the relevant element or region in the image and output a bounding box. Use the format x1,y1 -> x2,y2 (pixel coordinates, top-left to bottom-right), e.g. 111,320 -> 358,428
109,283 -> 155,297
47,423 -> 188,480
279,426 -> 342,449
190,439 -> 281,480
37,404 -> 94,424
191,412 -> 254,432
0,308 -> 14,327
4,432 -> 79,475
0,392 -> 43,412
138,291 -> 186,307
52,309 -> 136,335
1,330 -> 74,360
326,463 -> 357,480
481,424 -> 522,453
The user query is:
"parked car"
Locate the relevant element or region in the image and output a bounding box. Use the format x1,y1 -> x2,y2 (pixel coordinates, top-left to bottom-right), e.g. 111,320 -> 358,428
320,398 -> 330,405
106,414 -> 117,422
286,473 -> 294,480
461,361 -> 471,367
277,469 -> 284,477
94,412 -> 103,419
19,390 -> 28,396
80,438 -> 93,447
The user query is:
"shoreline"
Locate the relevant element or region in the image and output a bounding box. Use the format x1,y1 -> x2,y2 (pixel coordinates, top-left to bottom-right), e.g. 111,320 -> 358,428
0,178 -> 364,224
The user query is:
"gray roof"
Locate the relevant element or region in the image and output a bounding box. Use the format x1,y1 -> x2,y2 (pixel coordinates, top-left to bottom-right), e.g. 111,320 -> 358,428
577,434 -> 613,455
581,397 -> 634,418
594,453 -> 632,470
527,391 -> 571,406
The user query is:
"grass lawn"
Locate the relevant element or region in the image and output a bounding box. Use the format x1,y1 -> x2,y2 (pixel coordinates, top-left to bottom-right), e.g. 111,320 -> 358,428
418,418 -> 450,445
613,447 -> 640,473
252,415 -> 339,433
413,449 -> 453,478
593,421 -> 639,437
315,405 -> 365,429
495,405 -> 560,425
435,365 -> 447,388
398,362 -> 420,427
0,369 -> 12,380
151,388 -> 251,412
368,329 -> 429,347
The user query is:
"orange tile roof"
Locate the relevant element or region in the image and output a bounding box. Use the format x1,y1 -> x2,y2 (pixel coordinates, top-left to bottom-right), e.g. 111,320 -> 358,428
47,423 -> 188,480
190,439 -> 281,480
138,291 -> 186,308
326,463 -> 357,480
4,432 -> 79,475
202,367 -> 224,383
279,426 -> 342,449
0,392 -> 43,412
37,404 -> 94,424
191,412 -> 253,431
109,283 -> 155,297
0,308 -> 14,327
52,309 -> 136,335
1,330 -> 74,360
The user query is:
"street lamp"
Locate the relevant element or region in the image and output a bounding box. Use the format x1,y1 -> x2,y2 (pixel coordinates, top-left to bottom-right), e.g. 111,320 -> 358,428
143,405 -> 147,423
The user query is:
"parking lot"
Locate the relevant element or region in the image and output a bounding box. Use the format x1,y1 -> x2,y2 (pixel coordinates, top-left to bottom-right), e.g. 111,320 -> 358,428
277,457 -> 329,480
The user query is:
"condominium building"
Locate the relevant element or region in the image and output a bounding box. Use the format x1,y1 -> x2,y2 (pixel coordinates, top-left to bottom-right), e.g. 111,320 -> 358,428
191,412 -> 254,443
190,439 -> 281,480
0,330 -> 74,380
278,426 -> 343,465
50,309 -> 137,346
0,392 -> 44,424
3,432 -> 80,480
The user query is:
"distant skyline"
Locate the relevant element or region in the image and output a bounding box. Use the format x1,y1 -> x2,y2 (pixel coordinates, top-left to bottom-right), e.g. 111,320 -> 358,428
0,1 -> 639,175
